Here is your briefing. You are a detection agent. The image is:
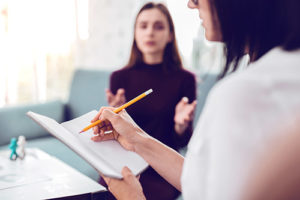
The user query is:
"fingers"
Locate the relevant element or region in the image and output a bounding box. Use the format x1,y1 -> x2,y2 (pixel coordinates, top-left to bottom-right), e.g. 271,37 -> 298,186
101,109 -> 119,124
122,166 -> 136,183
114,88 -> 125,107
106,88 -> 126,107
191,100 -> 197,109
182,96 -> 189,103
116,88 -> 125,96
91,107 -> 105,123
91,133 -> 115,142
177,97 -> 189,107
106,89 -> 114,105
92,119 -> 115,141
91,107 -> 115,123
175,98 -> 197,125
92,109 -> 119,137
122,166 -> 133,178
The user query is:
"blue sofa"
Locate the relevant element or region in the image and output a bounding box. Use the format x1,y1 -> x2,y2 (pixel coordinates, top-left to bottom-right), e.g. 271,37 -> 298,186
0,69 -> 218,181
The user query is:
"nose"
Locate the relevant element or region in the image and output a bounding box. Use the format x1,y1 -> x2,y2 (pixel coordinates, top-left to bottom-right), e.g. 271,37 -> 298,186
187,0 -> 197,9
145,26 -> 155,36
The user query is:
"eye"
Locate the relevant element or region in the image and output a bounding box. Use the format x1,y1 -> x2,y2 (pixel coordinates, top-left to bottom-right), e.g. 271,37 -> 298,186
138,22 -> 147,29
192,0 -> 198,5
154,23 -> 165,30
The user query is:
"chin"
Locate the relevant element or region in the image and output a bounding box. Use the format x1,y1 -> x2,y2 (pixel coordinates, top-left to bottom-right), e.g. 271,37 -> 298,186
205,31 -> 222,42
141,48 -> 161,55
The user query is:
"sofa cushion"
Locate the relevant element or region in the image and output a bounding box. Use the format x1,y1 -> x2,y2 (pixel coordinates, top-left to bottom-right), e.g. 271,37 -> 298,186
0,100 -> 65,146
66,69 -> 111,120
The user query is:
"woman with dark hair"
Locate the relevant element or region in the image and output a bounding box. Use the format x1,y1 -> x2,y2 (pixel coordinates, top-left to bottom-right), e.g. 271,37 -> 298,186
101,2 -> 197,200
91,0 -> 300,199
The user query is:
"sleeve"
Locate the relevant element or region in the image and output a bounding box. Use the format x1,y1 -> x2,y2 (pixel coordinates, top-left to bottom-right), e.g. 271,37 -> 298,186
173,71 -> 197,149
110,70 -> 125,95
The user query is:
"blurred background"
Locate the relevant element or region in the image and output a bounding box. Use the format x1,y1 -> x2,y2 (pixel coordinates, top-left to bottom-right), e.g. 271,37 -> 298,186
0,0 -> 225,107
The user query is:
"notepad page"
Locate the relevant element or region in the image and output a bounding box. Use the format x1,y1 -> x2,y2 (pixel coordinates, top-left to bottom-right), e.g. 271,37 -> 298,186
61,111 -> 148,178
27,112 -> 119,178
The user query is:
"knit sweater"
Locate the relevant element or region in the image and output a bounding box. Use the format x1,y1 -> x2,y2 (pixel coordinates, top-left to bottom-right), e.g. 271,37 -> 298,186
110,62 -> 196,150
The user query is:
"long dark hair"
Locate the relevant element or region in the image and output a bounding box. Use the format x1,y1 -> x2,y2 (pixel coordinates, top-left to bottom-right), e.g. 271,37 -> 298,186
211,0 -> 300,78
126,2 -> 183,71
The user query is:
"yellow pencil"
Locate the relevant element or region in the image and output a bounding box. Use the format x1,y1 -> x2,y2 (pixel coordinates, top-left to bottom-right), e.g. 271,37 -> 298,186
79,89 -> 153,133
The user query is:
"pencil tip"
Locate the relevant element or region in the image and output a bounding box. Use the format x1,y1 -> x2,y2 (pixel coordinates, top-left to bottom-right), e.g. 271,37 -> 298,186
79,130 -> 83,133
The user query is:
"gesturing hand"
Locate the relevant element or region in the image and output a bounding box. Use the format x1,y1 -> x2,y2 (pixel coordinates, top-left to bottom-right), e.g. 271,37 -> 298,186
106,88 -> 126,107
101,167 -> 146,200
174,97 -> 197,134
90,107 -> 146,152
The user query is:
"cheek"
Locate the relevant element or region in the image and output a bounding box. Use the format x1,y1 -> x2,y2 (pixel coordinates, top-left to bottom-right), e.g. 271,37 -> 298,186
134,31 -> 143,46
202,14 -> 222,41
158,31 -> 171,44
204,29 -> 222,41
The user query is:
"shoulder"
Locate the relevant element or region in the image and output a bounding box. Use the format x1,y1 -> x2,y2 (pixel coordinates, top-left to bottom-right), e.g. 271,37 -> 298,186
206,68 -> 268,115
110,67 -> 129,79
177,68 -> 196,82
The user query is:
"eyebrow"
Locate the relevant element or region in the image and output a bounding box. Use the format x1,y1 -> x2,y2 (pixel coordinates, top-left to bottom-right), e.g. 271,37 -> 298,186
137,20 -> 165,25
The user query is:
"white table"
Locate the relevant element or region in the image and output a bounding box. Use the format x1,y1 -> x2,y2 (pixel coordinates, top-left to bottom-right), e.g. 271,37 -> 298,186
0,148 -> 106,199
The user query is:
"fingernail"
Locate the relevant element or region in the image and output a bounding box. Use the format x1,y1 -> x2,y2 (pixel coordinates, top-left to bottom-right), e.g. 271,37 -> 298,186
104,130 -> 113,134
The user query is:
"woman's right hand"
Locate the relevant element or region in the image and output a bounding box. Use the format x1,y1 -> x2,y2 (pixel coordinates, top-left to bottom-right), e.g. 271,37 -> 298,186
90,107 -> 146,152
106,88 -> 126,107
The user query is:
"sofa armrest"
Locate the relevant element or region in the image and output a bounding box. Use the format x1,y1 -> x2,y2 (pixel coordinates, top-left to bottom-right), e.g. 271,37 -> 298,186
0,100 -> 65,146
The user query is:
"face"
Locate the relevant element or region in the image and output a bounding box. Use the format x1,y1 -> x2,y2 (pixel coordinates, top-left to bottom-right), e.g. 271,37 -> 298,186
188,0 -> 222,41
135,8 -> 173,57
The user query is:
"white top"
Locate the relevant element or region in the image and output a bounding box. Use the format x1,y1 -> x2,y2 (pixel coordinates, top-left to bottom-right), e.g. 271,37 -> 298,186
181,48 -> 300,200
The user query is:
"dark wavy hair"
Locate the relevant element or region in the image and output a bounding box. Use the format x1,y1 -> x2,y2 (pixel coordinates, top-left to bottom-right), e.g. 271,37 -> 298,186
126,2 -> 183,71
211,0 -> 300,78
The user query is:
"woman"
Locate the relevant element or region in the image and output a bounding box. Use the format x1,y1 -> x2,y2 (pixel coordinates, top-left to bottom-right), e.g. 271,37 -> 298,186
92,0 -> 300,199
101,2 -> 197,200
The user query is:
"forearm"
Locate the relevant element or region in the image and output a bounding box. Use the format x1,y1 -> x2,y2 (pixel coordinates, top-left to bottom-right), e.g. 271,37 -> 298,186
134,134 -> 184,191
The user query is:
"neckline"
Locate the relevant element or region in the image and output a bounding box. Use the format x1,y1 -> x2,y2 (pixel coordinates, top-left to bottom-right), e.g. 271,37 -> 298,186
136,62 -> 164,70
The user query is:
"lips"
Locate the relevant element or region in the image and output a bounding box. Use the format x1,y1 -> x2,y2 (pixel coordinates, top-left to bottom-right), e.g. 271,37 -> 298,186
145,41 -> 156,46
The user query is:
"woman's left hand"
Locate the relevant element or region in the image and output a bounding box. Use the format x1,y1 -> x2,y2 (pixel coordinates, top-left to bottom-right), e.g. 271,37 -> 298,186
174,97 -> 197,134
102,166 -> 146,200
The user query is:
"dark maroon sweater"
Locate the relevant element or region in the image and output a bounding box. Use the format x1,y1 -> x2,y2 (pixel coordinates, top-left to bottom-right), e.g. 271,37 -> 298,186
110,62 -> 196,150
109,62 -> 196,200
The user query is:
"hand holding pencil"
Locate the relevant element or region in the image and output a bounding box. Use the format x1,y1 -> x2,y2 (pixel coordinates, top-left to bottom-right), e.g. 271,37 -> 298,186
89,88 -> 152,151
80,89 -> 153,133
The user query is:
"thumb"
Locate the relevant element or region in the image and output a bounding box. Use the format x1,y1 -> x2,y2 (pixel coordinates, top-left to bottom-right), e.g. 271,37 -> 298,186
122,166 -> 133,179
191,100 -> 197,107
117,88 -> 125,95
181,97 -> 189,104
106,89 -> 113,101
101,109 -> 118,123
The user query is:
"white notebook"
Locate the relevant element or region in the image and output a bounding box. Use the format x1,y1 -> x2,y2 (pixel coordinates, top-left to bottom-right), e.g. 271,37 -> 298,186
27,110 -> 148,179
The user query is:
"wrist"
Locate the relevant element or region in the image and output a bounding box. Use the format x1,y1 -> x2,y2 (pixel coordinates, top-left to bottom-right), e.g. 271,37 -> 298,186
132,130 -> 151,155
174,123 -> 187,135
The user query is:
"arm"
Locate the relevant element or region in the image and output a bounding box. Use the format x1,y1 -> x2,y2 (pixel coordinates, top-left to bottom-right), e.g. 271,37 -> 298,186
91,107 -> 184,191
173,72 -> 197,147
135,133 -> 184,191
